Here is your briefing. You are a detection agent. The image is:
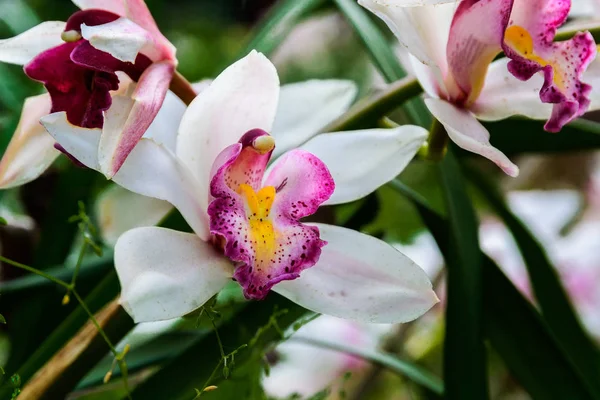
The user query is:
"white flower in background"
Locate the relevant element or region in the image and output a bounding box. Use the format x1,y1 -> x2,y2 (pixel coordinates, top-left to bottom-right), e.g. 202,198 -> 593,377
42,51 -> 438,324
263,315 -> 392,399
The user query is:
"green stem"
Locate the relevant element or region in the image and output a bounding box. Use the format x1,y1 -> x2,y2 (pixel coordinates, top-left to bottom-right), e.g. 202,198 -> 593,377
71,290 -> 118,357
323,77 -> 422,133
424,118 -> 449,161
0,256 -> 71,290
70,242 -> 88,288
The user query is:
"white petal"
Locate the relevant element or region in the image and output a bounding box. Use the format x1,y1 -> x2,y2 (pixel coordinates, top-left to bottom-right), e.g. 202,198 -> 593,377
115,227 -> 233,323
472,59 -> 552,121
424,97 -> 519,177
176,50 -> 279,206
96,185 -> 173,246
112,139 -> 210,240
271,80 -> 357,157
81,17 -> 160,63
141,90 -> 186,152
358,0 -> 456,89
0,21 -> 65,65
298,126 -> 427,206
0,94 -> 59,188
585,56 -> 600,113
40,112 -> 102,170
274,224 -> 439,323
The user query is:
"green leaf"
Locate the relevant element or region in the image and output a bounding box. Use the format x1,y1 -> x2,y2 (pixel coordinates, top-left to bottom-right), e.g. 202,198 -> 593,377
391,180 -> 595,400
332,0 -> 430,127
437,148 -> 488,399
0,272 -> 125,399
0,217 -> 6,226
0,314 -> 6,324
332,0 -> 405,82
482,118 -> 600,155
131,296 -> 308,400
467,167 -> 600,399
237,0 -> 327,58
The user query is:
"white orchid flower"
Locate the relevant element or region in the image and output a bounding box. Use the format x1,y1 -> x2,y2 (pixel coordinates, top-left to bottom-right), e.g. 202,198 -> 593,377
41,51 -> 439,324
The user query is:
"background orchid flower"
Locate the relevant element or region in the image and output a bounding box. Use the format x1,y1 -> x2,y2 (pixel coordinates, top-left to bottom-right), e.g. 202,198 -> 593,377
41,50 -> 438,324
359,0 -> 599,178
0,0 -> 176,177
263,315 -> 392,398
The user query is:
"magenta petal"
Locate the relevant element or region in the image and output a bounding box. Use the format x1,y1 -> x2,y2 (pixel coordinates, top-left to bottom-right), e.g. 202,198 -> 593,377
64,9 -> 120,32
105,61 -> 174,176
503,0 -> 597,131
24,42 -> 118,128
446,0 -> 513,104
208,135 -> 334,300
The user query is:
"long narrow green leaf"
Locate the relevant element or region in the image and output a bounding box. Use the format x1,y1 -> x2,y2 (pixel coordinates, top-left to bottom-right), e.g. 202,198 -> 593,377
437,148 -> 488,399
332,0 -> 405,81
333,0 -> 429,126
390,180 -> 594,400
238,0 -> 327,57
482,117 -> 600,155
467,167 -> 600,399
0,272 -> 123,399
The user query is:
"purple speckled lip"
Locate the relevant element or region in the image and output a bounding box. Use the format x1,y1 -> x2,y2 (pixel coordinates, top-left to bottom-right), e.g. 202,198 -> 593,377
23,9 -> 151,129
502,0 -> 597,132
207,129 -> 335,300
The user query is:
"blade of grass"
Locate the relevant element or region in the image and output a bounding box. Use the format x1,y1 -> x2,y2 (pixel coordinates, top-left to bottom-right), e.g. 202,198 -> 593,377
437,146 -> 488,399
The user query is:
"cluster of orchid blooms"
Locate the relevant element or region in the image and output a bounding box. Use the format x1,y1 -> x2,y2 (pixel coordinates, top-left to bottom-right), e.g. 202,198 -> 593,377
0,0 -> 597,327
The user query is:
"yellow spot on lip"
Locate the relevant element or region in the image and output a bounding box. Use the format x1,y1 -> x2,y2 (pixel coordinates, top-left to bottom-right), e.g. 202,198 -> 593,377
504,25 -> 565,90
252,136 -> 275,154
239,184 -> 277,265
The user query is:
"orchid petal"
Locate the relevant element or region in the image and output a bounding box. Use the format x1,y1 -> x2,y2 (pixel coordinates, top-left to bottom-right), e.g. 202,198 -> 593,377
0,21 -> 65,65
42,112 -> 209,239
40,112 -> 102,170
425,97 -> 519,177
472,58 -> 552,121
298,126 -> 427,206
141,90 -> 186,152
0,94 -> 59,189
176,50 -> 279,213
446,0 -> 512,104
115,227 -> 233,322
503,0 -> 597,132
271,80 -> 357,157
585,57 -> 600,112
112,139 -> 210,240
96,185 -> 172,246
99,61 -> 174,177
358,0 -> 457,92
274,223 -> 439,323
81,17 -> 160,63
72,0 -> 175,60
209,133 -> 333,300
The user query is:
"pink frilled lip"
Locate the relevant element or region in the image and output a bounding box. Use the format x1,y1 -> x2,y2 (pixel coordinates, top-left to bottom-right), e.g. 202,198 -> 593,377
502,0 -> 597,132
207,129 -> 335,300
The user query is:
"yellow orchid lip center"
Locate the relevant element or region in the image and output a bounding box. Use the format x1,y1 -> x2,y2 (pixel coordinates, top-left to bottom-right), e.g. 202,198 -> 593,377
238,183 -> 277,264
504,25 -> 565,90
252,135 -> 275,154
61,30 -> 82,43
